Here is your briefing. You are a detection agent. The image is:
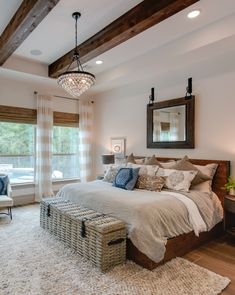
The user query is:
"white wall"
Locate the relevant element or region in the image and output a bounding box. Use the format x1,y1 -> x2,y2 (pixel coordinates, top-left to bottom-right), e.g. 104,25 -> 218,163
94,70 -> 235,176
0,73 -> 78,112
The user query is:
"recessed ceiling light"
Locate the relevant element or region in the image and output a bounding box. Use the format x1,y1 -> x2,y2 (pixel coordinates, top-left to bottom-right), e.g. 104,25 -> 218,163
30,49 -> 42,56
96,60 -> 103,65
187,9 -> 201,19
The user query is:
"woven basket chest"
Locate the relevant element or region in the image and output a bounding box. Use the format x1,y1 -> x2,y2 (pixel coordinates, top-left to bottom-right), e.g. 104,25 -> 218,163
40,197 -> 126,271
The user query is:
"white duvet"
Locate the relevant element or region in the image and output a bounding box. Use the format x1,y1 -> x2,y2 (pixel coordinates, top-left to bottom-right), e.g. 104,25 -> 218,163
57,180 -> 223,263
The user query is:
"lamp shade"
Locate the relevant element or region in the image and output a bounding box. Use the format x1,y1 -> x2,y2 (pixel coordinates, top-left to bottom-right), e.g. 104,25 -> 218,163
101,154 -> 115,165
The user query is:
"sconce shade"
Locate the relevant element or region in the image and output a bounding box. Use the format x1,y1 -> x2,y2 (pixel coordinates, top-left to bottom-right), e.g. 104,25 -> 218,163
102,154 -> 115,165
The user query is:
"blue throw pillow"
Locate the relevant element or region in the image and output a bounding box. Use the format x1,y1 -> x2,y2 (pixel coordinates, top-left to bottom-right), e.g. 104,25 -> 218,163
0,175 -> 9,195
113,167 -> 140,190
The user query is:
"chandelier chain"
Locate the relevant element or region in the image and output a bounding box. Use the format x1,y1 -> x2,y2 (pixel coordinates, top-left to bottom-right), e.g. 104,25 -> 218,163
75,14 -> 78,53
74,13 -> 84,71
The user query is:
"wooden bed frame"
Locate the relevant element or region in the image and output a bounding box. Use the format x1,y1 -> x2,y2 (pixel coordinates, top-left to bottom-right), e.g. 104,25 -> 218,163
126,157 -> 230,270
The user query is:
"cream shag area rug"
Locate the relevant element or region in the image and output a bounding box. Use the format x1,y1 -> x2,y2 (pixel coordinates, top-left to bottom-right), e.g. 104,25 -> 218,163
0,205 -> 230,295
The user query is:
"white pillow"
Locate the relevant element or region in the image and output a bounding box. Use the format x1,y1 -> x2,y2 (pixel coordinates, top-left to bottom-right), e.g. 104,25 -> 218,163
127,163 -> 159,176
190,163 -> 218,193
194,163 -> 218,179
190,180 -> 212,194
157,168 -> 197,192
159,161 -> 177,169
135,158 -> 145,164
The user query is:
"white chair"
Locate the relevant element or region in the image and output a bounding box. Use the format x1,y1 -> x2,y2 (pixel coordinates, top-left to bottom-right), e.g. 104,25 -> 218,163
0,175 -> 13,220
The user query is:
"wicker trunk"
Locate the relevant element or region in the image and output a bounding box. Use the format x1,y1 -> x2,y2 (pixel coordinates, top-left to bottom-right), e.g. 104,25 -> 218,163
40,197 -> 126,271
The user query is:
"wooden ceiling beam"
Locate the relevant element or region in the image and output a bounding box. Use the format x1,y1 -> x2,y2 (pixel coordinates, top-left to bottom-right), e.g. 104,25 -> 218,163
49,0 -> 199,78
0,0 -> 61,65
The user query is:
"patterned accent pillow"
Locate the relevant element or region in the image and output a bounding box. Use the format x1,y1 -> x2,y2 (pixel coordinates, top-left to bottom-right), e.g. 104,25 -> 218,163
103,165 -> 121,183
157,168 -> 198,192
0,175 -> 9,195
127,163 -> 159,176
171,156 -> 210,186
136,175 -> 166,192
113,167 -> 140,190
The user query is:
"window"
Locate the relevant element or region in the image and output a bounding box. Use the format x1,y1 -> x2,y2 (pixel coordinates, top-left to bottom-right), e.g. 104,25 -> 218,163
0,105 -> 80,184
160,122 -> 170,141
52,126 -> 79,179
0,122 -> 35,184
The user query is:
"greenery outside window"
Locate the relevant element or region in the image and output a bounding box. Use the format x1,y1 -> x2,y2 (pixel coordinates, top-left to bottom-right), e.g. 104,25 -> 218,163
52,126 -> 79,180
0,105 -> 80,184
0,122 -> 35,184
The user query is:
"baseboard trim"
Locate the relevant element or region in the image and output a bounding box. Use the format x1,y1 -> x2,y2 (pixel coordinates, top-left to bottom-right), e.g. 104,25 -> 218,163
13,194 -> 35,206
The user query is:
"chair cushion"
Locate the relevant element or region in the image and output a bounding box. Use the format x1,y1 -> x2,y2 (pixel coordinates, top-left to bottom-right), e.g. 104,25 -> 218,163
0,195 -> 13,207
0,175 -> 9,195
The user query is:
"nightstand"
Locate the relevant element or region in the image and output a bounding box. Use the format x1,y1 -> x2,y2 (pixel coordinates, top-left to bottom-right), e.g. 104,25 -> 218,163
224,195 -> 235,239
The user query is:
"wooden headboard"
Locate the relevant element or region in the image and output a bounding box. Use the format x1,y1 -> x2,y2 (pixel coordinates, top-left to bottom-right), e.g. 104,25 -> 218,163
135,156 -> 230,204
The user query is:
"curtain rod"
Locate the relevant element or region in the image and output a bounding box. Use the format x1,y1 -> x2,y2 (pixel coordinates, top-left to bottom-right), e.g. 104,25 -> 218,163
34,91 -> 79,102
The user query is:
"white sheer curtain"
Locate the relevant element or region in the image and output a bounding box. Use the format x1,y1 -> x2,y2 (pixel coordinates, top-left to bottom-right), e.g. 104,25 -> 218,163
169,112 -> 179,141
79,99 -> 94,182
153,110 -> 161,141
35,95 -> 54,202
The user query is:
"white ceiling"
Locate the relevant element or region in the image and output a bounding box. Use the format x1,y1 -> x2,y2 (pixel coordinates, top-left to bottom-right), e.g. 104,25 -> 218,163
14,0 -> 142,64
0,0 -> 235,97
85,0 -> 235,75
0,0 -> 22,35
91,13 -> 235,95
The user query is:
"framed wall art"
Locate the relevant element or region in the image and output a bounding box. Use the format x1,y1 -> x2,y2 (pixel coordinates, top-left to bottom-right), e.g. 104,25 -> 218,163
110,137 -> 126,158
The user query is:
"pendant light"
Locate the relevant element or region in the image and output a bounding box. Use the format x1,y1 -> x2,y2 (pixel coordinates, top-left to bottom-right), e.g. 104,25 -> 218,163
58,12 -> 95,97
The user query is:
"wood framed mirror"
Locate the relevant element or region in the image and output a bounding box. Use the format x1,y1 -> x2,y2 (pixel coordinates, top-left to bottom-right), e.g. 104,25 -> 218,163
147,96 -> 195,148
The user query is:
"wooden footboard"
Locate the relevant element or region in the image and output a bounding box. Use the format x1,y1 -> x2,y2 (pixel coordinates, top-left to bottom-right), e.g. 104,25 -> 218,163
127,221 -> 223,270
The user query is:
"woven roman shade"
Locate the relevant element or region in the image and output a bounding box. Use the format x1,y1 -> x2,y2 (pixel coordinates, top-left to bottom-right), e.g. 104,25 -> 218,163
53,111 -> 79,127
0,105 -> 36,124
0,105 -> 79,127
161,122 -> 170,131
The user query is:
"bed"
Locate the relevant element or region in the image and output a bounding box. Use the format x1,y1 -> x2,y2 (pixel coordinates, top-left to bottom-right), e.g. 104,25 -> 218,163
57,157 -> 230,270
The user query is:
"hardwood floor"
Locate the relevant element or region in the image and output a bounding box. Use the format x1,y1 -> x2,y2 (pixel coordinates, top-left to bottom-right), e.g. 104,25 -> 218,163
184,236 -> 235,295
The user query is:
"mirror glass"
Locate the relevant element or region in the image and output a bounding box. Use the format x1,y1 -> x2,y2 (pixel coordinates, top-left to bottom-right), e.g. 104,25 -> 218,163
153,105 -> 186,142
147,96 -> 195,149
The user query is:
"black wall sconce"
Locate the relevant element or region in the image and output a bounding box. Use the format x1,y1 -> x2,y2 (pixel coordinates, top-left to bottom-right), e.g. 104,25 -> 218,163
185,77 -> 193,100
148,87 -> 155,105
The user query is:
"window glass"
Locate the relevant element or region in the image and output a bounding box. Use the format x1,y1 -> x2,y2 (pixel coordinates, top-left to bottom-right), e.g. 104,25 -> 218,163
0,122 -> 35,183
52,126 -> 79,179
0,123 -> 79,183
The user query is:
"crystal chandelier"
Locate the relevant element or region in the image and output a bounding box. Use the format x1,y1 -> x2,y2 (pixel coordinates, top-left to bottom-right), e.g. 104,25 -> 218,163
58,12 -> 95,97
